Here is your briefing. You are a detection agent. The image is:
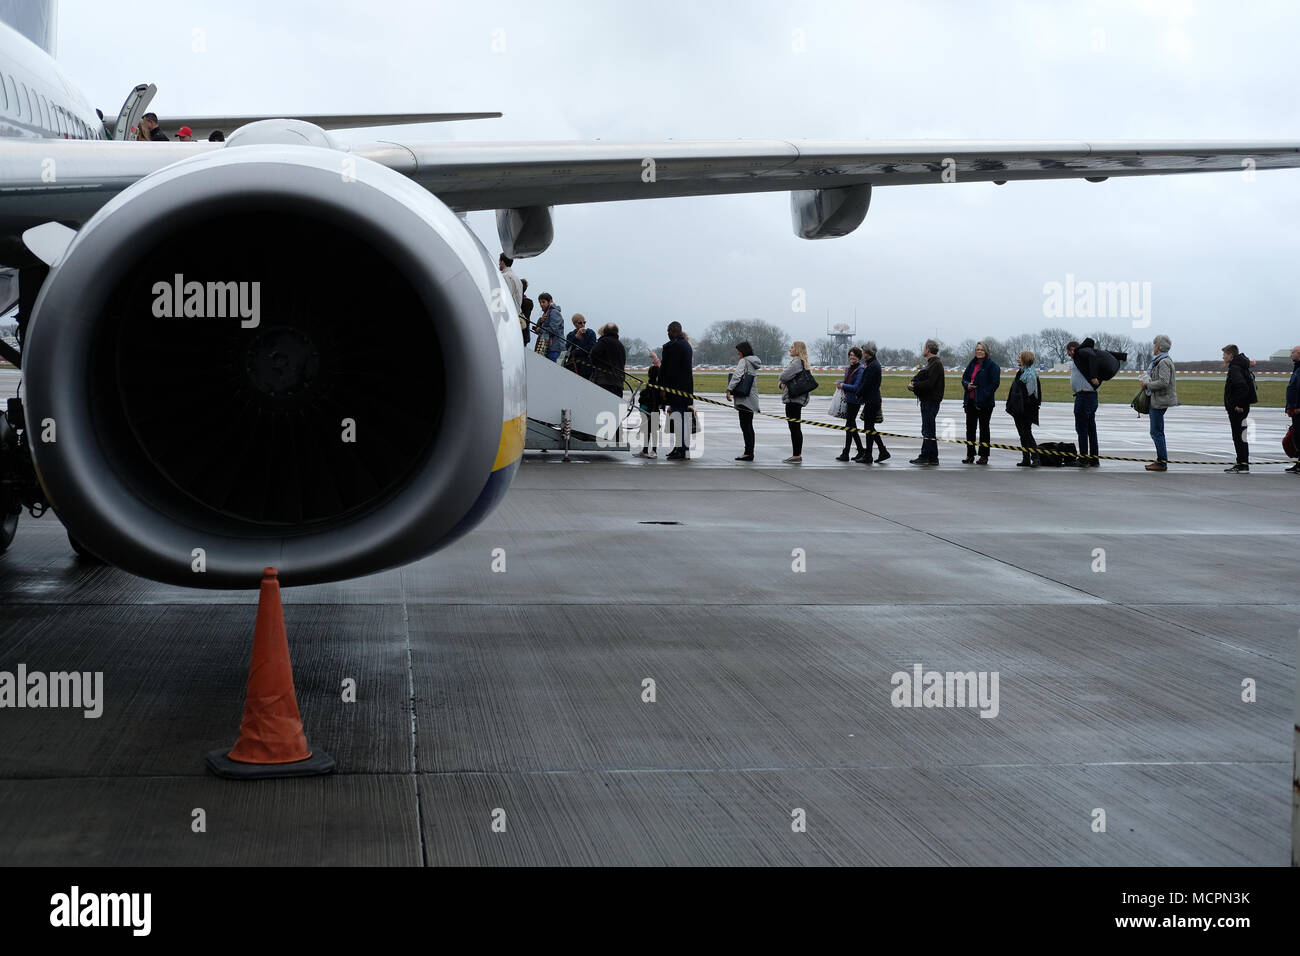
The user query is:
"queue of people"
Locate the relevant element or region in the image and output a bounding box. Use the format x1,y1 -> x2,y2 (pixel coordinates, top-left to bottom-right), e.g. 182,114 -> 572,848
498,252 -> 630,395
707,333 -> 1296,473
490,261 -> 1297,473
132,114 -> 225,142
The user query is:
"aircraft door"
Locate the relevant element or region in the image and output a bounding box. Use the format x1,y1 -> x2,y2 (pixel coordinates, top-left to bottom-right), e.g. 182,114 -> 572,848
112,83 -> 156,140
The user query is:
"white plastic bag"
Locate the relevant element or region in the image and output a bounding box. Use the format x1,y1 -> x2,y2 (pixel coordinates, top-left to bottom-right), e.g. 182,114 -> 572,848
829,389 -> 847,419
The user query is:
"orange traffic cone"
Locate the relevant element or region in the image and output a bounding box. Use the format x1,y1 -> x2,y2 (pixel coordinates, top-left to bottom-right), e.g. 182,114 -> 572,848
206,567 -> 335,779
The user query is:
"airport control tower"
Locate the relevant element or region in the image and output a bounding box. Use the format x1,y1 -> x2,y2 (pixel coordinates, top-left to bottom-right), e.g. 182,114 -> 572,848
827,313 -> 857,349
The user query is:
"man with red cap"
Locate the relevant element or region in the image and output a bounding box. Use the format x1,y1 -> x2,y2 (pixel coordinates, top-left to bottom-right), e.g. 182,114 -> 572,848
177,126 -> 194,141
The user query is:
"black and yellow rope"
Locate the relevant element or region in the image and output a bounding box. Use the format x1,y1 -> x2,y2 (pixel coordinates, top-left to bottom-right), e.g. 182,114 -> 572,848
640,381 -> 1296,467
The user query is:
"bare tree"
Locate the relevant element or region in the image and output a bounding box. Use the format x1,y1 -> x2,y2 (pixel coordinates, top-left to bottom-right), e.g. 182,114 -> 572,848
877,346 -> 920,367
1004,332 -> 1041,364
980,336 -> 1013,367
1087,330 -> 1134,360
811,337 -> 842,365
696,319 -> 790,366
1038,327 -> 1074,364
935,340 -> 959,366
623,336 -> 652,365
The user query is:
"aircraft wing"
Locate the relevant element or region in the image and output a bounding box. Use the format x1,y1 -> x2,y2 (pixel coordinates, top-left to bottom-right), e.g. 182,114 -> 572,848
165,112 -> 502,140
347,138 -> 1300,211
2,137 -> 1299,254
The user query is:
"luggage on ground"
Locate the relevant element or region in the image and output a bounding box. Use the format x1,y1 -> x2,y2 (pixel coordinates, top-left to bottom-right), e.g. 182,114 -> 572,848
1035,440 -> 1078,466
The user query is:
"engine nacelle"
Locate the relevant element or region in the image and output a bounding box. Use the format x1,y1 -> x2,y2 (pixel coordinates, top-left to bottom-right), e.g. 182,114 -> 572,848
22,145 -> 525,588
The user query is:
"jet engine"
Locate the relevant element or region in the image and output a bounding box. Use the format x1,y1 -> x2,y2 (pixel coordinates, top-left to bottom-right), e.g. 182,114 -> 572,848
21,143 -> 525,589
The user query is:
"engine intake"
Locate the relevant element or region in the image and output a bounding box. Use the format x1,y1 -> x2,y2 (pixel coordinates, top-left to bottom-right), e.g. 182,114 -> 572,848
23,145 -> 513,588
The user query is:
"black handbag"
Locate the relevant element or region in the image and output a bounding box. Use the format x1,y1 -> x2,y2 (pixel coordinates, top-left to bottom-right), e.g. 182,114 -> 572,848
731,371 -> 755,398
785,368 -> 818,398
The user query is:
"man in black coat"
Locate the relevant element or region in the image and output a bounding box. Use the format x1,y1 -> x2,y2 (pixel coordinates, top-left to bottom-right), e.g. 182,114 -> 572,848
906,339 -> 945,464
660,321 -> 694,460
141,112 -> 169,141
1222,344 -> 1256,473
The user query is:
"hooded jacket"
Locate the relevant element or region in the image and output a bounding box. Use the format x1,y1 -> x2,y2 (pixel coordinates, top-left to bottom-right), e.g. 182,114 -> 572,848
1286,359 -> 1299,413
540,303 -> 565,347
728,354 -> 762,413
1071,337 -> 1124,386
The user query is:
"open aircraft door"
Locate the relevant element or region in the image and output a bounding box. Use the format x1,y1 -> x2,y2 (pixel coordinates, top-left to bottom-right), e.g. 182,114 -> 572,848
110,83 -> 156,140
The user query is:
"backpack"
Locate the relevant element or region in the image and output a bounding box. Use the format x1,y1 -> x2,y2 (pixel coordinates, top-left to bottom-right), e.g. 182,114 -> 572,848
1247,368 -> 1258,405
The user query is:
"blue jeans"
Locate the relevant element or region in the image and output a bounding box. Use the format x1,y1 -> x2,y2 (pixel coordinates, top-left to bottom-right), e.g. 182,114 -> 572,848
1073,391 -> 1098,459
919,401 -> 941,461
1149,405 -> 1167,462
546,347 -> 562,362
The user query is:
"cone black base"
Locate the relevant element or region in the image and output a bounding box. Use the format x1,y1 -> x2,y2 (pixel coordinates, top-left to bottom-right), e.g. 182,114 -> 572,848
205,748 -> 336,779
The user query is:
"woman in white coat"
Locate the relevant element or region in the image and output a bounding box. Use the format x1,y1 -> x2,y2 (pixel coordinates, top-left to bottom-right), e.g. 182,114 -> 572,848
727,341 -> 762,461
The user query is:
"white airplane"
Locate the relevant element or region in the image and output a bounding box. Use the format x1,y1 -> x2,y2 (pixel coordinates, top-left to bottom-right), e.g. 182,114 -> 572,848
1,1 -> 1297,588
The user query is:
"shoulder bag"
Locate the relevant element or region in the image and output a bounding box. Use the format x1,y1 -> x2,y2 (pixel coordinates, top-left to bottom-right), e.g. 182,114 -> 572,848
785,367 -> 818,398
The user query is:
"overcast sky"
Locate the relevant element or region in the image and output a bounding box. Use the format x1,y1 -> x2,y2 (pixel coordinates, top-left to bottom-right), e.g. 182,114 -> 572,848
57,0 -> 1300,360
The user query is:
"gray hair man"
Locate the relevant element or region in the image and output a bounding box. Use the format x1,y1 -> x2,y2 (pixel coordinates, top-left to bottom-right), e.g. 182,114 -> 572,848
1140,334 -> 1178,471
906,339 -> 945,464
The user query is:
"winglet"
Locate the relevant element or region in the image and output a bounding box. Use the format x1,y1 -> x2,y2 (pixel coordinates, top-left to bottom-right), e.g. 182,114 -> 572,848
22,222 -> 77,267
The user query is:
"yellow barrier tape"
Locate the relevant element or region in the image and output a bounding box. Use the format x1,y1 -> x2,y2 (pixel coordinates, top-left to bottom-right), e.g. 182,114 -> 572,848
642,382 -> 1296,468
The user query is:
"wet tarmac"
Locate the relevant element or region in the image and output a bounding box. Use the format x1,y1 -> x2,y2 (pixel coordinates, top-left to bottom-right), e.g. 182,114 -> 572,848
0,387 -> 1296,864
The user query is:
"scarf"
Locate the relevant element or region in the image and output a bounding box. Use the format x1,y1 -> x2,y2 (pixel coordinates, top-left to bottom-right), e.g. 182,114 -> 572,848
1019,366 -> 1039,398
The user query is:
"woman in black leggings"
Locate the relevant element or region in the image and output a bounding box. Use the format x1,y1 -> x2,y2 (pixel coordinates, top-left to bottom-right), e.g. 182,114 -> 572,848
778,341 -> 812,462
856,342 -> 891,463
836,347 -> 865,461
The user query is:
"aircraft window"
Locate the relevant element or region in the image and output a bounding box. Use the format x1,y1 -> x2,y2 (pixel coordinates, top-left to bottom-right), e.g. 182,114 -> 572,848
0,74 -> 7,111
39,94 -> 50,130
20,82 -> 31,122
5,76 -> 15,116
